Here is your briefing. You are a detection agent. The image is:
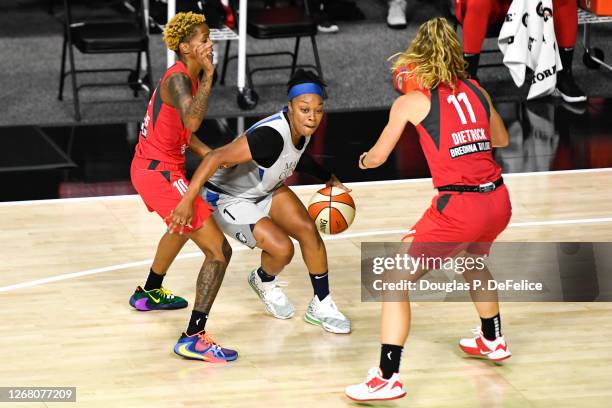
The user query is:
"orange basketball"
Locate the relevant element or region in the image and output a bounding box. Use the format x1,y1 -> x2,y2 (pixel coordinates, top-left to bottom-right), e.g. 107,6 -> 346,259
307,187 -> 356,235
392,64 -> 421,94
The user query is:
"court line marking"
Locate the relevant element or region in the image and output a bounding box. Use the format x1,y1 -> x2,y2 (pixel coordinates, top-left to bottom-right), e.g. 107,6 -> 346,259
1,167 -> 611,207
1,216 -> 611,293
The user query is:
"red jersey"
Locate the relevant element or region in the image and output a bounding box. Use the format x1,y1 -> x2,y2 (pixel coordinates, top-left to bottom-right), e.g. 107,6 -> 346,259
415,79 -> 502,187
134,61 -> 199,168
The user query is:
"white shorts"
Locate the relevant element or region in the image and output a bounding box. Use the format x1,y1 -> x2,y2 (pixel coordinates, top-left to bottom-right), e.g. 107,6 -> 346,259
202,187 -> 272,248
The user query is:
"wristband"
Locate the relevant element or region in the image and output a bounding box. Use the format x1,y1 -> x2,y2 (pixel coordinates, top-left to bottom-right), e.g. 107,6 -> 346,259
360,154 -> 368,168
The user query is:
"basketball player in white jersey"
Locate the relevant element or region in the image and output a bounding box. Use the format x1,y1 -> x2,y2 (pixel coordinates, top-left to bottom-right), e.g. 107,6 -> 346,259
167,70 -> 351,334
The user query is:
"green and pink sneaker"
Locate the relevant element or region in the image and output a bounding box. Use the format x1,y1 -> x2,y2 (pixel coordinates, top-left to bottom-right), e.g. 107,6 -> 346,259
129,286 -> 188,311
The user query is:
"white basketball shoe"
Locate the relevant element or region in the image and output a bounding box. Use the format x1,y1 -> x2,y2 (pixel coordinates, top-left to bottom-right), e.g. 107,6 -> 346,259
345,367 -> 406,402
247,269 -> 295,319
387,0 -> 407,29
459,327 -> 512,362
304,294 -> 351,334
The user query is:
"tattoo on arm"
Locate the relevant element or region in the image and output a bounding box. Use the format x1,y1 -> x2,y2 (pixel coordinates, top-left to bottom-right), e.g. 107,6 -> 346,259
165,73 -> 212,129
166,74 -> 192,113
187,81 -> 211,121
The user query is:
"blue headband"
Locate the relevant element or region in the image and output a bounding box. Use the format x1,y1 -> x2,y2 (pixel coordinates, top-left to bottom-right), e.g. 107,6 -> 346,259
287,82 -> 324,100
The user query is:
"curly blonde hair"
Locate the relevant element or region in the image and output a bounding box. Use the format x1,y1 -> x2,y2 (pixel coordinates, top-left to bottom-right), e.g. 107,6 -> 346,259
390,17 -> 467,90
163,12 -> 206,52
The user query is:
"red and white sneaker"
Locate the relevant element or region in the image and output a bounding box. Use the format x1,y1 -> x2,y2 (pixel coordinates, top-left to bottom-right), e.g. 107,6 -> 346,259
345,367 -> 406,402
459,327 -> 512,362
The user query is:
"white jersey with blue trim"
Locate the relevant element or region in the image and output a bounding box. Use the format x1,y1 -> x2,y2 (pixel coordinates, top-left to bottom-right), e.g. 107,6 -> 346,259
207,110 -> 310,200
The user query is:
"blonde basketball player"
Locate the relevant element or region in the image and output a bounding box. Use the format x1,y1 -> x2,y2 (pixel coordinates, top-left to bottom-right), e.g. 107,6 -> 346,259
346,17 -> 512,401
167,70 -> 352,334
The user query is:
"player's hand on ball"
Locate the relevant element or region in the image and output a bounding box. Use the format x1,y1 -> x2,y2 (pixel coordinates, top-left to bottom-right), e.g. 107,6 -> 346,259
166,199 -> 193,235
308,186 -> 356,234
326,174 -> 351,193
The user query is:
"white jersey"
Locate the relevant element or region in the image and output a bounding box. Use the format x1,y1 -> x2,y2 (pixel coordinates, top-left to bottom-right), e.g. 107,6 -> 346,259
207,110 -> 310,200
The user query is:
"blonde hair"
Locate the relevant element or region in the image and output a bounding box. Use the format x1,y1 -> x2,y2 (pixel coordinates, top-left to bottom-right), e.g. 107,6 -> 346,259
163,12 -> 206,52
390,17 -> 467,90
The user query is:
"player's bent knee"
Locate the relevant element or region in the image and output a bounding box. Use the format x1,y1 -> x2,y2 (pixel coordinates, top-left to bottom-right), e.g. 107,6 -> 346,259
221,238 -> 232,263
201,238 -> 232,266
276,239 -> 295,264
258,234 -> 294,264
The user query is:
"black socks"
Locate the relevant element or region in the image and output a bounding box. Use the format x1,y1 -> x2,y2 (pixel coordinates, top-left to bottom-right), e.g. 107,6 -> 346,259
187,310 -> 208,335
309,271 -> 330,300
257,267 -> 276,282
380,344 -> 403,379
559,47 -> 575,76
481,313 -> 502,341
259,267 -> 330,300
144,268 -> 164,291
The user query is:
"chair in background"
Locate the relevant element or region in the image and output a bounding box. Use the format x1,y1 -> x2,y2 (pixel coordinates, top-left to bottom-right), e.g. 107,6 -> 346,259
220,0 -> 324,109
58,0 -> 153,121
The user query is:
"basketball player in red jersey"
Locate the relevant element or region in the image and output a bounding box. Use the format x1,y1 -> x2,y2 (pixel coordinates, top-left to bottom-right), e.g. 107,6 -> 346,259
346,17 -> 511,401
129,12 -> 237,363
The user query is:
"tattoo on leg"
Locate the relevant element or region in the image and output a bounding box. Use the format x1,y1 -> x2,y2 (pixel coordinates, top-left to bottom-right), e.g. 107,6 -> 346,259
194,260 -> 226,314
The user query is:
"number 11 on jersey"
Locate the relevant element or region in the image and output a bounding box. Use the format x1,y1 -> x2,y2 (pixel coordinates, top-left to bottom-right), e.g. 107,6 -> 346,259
447,92 -> 476,125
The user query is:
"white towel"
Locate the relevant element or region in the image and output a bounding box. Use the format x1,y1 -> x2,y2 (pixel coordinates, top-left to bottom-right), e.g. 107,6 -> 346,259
498,0 -> 563,99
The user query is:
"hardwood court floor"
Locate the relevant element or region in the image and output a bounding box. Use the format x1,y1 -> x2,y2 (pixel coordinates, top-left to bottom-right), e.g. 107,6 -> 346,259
1,169 -> 611,408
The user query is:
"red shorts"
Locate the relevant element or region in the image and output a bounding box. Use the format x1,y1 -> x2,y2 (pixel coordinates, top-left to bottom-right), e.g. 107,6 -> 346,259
130,156 -> 213,232
405,185 -> 511,257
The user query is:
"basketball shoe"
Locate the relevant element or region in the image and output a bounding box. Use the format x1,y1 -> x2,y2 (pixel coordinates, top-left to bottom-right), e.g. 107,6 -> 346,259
174,330 -> 238,363
345,367 -> 406,402
248,269 -> 295,319
129,286 -> 188,311
304,295 -> 351,334
387,0 -> 407,29
459,327 -> 512,362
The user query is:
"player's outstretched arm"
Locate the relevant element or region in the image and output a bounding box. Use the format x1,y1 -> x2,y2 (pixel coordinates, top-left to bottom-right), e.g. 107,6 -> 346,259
360,91 -> 430,169
166,135 -> 253,233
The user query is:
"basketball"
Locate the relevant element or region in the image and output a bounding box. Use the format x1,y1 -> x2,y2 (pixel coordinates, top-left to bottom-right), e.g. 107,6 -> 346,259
393,64 -> 421,94
307,187 -> 356,235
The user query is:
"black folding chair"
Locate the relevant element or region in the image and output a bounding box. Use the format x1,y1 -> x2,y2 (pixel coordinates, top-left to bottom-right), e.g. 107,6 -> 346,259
220,0 -> 324,92
58,0 -> 153,121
